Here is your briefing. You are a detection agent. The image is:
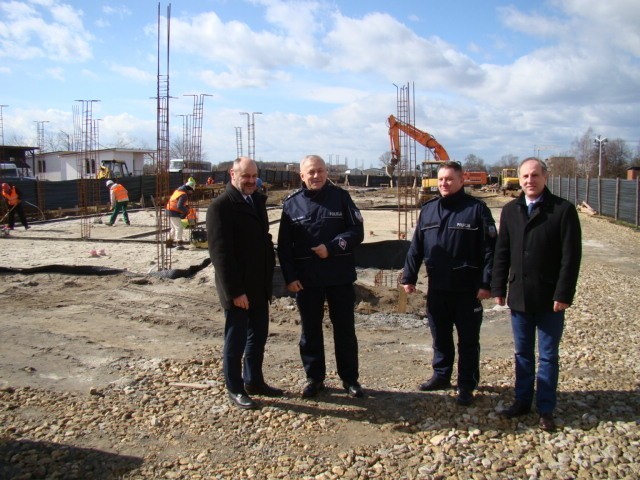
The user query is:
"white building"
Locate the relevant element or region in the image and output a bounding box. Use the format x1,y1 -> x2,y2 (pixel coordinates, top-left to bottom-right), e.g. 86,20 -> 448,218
35,148 -> 155,181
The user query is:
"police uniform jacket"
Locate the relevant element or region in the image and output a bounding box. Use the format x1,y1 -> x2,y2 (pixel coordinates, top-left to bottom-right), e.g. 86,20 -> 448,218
401,189 -> 496,292
277,182 -> 364,288
491,187 -> 581,313
206,183 -> 275,310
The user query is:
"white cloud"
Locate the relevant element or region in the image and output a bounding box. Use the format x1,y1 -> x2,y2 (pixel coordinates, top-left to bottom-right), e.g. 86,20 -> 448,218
102,5 -> 132,18
0,0 -> 93,61
108,64 -> 155,83
46,66 -> 64,80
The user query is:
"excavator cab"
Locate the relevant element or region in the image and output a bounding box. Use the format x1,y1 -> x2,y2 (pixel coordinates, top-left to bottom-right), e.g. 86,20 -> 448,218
97,160 -> 131,180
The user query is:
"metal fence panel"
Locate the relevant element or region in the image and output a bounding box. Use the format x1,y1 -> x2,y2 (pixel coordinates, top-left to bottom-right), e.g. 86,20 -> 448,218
550,176 -> 639,227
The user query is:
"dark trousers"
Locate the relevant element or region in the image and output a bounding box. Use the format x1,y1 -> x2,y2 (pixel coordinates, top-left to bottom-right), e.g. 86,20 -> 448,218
109,201 -> 129,224
7,203 -> 28,229
511,310 -> 564,414
223,301 -> 269,393
426,289 -> 483,391
296,284 -> 359,384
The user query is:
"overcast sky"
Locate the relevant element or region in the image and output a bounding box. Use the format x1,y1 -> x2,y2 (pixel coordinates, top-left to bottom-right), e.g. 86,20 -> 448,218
1,0 -> 639,168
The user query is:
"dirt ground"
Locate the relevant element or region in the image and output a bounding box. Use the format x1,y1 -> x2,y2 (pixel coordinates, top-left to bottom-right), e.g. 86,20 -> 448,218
0,187 -> 638,478
0,189 -> 513,395
0,187 -> 635,395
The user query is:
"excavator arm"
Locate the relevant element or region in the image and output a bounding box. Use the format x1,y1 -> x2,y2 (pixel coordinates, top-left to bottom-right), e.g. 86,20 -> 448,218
386,115 -> 450,176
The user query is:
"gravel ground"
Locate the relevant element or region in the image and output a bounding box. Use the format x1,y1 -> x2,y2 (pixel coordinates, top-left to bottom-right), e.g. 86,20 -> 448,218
1,194 -> 639,479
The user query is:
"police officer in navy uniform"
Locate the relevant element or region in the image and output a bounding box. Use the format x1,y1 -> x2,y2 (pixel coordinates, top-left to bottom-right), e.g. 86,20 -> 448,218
402,161 -> 496,406
277,155 -> 365,398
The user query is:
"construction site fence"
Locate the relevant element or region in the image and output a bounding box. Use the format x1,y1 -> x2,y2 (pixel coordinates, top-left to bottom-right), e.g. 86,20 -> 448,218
213,169 -> 403,189
4,170 -> 406,217
548,175 -> 640,227
1,173 -> 189,215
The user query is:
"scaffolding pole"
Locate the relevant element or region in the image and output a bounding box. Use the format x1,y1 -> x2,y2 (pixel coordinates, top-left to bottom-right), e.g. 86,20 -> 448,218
74,99 -> 99,240
155,2 -> 172,271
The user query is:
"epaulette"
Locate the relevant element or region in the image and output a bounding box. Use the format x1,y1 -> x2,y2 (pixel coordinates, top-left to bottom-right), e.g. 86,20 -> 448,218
423,196 -> 440,205
283,188 -> 305,202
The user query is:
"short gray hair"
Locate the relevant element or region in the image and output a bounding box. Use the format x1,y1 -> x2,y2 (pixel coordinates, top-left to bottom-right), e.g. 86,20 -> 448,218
518,157 -> 547,175
300,154 -> 325,170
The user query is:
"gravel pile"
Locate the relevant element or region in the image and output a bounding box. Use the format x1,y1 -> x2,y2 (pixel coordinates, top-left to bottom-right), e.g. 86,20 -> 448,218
1,212 -> 639,479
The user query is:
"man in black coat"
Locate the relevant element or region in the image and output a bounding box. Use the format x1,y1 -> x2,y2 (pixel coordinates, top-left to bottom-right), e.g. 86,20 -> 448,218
206,157 -> 283,409
491,157 -> 582,431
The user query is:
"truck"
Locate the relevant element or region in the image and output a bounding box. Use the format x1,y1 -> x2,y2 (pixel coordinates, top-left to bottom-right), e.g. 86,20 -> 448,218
463,171 -> 489,188
0,162 -> 36,181
0,163 -> 20,180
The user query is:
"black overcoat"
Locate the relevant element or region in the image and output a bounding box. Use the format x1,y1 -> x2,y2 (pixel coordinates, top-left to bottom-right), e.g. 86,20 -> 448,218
491,187 -> 582,313
206,183 -> 275,310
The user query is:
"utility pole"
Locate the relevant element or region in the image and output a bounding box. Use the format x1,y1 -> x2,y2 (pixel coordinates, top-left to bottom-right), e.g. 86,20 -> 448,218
594,135 -> 607,177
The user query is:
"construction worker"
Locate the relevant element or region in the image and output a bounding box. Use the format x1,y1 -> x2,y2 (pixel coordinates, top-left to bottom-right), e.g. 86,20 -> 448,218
105,180 -> 130,226
166,178 -> 195,249
1,183 -> 29,230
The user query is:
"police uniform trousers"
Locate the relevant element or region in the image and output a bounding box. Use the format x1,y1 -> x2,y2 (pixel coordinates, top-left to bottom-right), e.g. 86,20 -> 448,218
296,284 -> 359,384
426,289 -> 483,392
223,300 -> 269,393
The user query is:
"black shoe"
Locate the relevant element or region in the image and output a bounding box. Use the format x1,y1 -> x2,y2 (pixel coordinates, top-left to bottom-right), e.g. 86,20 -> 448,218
501,400 -> 531,418
302,381 -> 325,398
418,376 -> 452,391
456,390 -> 474,406
24,226 -> 30,230
343,382 -> 364,398
227,391 -> 257,409
539,412 -> 556,431
244,383 -> 284,397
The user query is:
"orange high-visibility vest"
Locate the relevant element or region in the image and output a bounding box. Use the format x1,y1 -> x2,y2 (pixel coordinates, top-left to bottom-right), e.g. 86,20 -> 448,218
166,189 -> 187,213
111,184 -> 129,202
2,187 -> 19,206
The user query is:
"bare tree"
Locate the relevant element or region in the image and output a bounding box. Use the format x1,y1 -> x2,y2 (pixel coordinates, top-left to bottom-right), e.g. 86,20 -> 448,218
494,154 -> 519,168
604,138 -> 632,178
547,156 -> 578,177
633,140 -> 640,167
169,135 -> 186,160
571,127 -> 597,177
462,154 -> 487,172
42,130 -> 73,152
378,151 -> 393,169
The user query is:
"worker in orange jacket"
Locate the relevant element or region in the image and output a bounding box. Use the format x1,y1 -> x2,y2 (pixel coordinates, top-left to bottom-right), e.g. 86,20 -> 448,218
1,183 -> 30,230
166,178 -> 195,249
105,180 -> 130,226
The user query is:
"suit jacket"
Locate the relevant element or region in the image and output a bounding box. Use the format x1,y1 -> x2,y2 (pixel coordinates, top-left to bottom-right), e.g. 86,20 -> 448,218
491,187 -> 582,313
206,183 -> 275,310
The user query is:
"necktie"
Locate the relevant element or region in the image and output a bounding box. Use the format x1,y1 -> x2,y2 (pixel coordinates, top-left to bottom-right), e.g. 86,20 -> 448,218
246,195 -> 255,208
527,202 -> 534,217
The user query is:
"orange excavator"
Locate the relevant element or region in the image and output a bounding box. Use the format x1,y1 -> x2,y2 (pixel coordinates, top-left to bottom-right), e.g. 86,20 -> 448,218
387,115 -> 450,203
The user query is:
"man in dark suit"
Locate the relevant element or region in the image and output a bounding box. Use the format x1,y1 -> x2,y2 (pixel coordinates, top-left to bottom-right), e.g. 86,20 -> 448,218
491,157 -> 582,431
207,157 -> 283,409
